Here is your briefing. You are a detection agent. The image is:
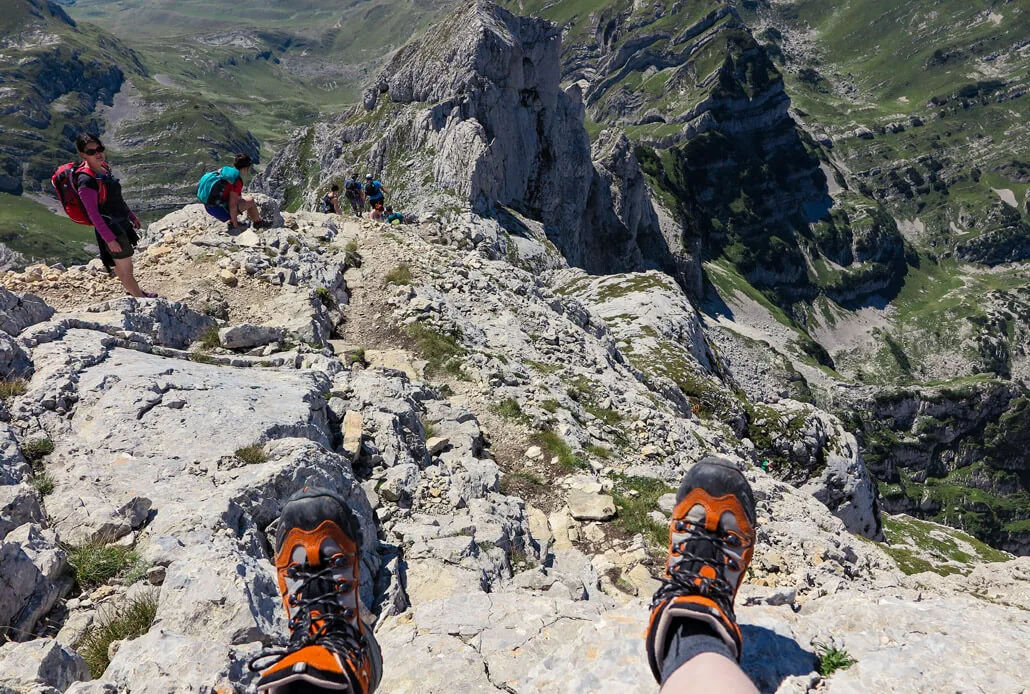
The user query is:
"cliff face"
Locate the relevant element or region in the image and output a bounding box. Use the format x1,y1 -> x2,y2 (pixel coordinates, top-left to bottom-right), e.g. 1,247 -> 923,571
0,0 -> 142,195
258,1 -> 685,281
845,381 -> 1030,554
524,0 -> 907,304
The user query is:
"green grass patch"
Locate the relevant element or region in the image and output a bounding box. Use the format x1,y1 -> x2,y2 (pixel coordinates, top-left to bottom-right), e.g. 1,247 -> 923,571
406,323 -> 466,378
490,398 -> 531,424
198,326 -> 221,351
814,641 -> 857,677
531,430 -> 587,471
21,438 -> 55,465
610,475 -> 674,552
0,378 -> 27,401
31,472 -> 54,495
541,399 -> 560,413
314,287 -> 333,307
234,444 -> 267,465
67,541 -> 140,590
498,470 -> 546,497
384,263 -> 413,286
0,193 -> 97,266
79,593 -> 159,678
524,359 -> 562,374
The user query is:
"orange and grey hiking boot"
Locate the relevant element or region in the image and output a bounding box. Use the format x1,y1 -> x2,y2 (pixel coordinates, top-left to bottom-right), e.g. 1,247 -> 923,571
646,456 -> 756,681
250,486 -> 383,693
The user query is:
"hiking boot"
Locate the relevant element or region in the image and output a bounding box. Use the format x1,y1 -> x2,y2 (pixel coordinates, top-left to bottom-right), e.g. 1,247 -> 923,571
250,486 -> 383,694
645,456 -> 756,681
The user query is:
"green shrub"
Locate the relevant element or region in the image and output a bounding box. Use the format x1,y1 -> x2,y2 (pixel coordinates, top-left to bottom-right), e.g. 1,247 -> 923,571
21,438 -> 54,464
814,641 -> 857,676
67,542 -> 139,590
498,470 -> 545,497
31,473 -> 54,495
0,378 -> 27,401
385,264 -> 413,285
198,326 -> 221,351
79,593 -> 159,677
315,287 -> 333,307
235,444 -> 267,465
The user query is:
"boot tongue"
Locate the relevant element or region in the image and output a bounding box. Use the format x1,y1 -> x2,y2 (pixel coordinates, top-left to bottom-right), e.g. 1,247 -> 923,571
681,504 -> 719,584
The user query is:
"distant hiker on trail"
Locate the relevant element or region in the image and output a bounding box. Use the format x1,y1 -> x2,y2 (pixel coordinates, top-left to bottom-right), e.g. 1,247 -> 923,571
363,174 -> 389,210
343,172 -> 364,217
198,153 -> 271,231
55,133 -> 155,298
320,184 -> 341,215
385,206 -> 405,225
369,203 -> 385,222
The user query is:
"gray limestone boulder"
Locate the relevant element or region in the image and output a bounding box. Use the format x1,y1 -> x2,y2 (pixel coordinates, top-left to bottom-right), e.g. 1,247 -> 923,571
0,484 -> 44,541
218,324 -> 284,350
0,288 -> 54,336
0,524 -> 71,639
0,639 -> 89,691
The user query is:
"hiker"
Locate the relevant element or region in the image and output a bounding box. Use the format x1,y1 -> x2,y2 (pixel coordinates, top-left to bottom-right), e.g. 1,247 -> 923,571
248,457 -> 759,694
369,203 -> 385,222
70,134 -> 156,298
343,172 -> 365,216
384,206 -> 405,225
320,184 -> 341,214
200,153 -> 270,230
363,174 -> 389,210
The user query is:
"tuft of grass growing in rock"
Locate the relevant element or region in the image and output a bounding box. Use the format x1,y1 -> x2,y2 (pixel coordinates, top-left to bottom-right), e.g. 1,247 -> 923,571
21,438 -> 55,465
315,287 -> 333,307
611,474 -> 674,553
0,378 -> 27,401
234,444 -> 267,465
814,641 -> 857,677
31,473 -> 54,495
532,430 -> 587,471
67,542 -> 140,590
79,593 -> 159,678
490,398 -> 530,424
498,470 -> 545,497
385,263 -> 413,285
198,326 -> 221,351
406,323 -> 466,378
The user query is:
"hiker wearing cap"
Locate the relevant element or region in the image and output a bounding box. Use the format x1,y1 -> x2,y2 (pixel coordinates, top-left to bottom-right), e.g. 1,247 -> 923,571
343,172 -> 365,217
69,133 -> 157,298
363,174 -> 389,210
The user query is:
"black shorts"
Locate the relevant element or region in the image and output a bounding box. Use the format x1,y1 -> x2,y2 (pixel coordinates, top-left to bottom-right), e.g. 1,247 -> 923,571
99,216 -> 138,260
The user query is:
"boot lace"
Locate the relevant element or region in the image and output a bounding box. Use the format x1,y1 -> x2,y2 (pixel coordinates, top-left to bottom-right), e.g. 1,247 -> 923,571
249,557 -> 365,674
649,519 -> 746,620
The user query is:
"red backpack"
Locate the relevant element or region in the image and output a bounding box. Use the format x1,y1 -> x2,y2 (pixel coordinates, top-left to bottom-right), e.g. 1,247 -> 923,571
51,162 -> 106,225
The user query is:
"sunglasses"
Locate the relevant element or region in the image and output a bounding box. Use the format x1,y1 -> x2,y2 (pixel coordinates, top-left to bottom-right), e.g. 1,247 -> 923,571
83,145 -> 105,156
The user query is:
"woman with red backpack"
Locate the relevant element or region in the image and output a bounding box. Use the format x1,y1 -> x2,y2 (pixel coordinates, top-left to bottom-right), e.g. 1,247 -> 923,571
71,133 -> 156,298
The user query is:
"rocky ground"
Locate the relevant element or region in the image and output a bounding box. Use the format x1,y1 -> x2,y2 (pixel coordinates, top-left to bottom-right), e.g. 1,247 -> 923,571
1,202 -> 1028,693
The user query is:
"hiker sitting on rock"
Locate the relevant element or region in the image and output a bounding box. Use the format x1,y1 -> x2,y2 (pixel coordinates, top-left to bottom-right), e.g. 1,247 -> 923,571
343,171 -> 365,216
72,133 -> 157,298
201,154 -> 271,231
384,206 -> 405,225
320,184 -> 341,214
370,202 -> 385,222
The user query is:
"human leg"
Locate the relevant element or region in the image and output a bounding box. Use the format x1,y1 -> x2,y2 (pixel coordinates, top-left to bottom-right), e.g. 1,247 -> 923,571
250,486 -> 382,694
239,196 -> 262,223
112,257 -> 143,297
646,457 -> 759,694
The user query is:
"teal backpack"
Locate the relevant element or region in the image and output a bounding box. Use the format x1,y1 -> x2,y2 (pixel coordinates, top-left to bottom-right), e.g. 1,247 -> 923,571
197,166 -> 240,206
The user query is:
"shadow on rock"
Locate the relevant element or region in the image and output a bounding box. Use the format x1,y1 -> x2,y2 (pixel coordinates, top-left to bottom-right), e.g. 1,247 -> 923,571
741,622 -> 817,694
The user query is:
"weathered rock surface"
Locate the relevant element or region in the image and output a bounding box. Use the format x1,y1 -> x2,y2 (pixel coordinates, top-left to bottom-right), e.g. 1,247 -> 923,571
0,638 -> 89,692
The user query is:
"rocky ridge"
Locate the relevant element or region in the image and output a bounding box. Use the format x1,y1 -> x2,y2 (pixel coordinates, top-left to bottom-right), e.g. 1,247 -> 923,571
0,195 -> 1027,692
